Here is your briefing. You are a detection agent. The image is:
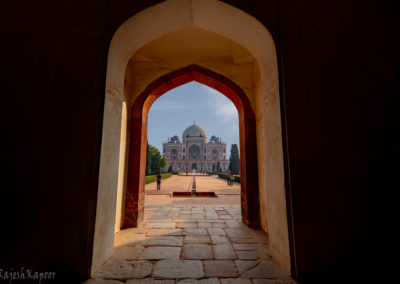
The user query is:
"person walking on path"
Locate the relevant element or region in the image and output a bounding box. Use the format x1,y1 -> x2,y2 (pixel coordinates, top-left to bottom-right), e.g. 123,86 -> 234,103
227,171 -> 232,186
229,172 -> 235,186
157,172 -> 162,190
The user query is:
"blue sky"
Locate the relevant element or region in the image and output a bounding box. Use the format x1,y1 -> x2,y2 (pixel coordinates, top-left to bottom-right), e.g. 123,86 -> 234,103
147,82 -> 239,156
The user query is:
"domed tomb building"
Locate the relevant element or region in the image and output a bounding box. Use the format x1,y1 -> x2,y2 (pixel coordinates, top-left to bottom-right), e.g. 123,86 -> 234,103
163,122 -> 229,171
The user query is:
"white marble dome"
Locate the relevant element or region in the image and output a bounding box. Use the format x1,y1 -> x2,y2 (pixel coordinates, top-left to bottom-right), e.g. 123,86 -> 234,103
182,122 -> 207,138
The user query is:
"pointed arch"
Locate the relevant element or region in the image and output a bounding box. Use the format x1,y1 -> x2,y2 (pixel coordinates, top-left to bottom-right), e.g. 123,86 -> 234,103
93,0 -> 291,276
125,65 -> 259,231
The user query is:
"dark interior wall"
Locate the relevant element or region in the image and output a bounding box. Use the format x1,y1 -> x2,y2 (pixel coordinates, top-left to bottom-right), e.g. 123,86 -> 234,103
0,1 -> 111,281
277,1 -> 399,281
0,0 -> 398,283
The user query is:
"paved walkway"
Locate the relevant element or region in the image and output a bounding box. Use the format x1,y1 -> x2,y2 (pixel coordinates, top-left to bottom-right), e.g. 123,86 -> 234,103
145,175 -> 240,206
145,175 -> 240,193
86,176 -> 297,284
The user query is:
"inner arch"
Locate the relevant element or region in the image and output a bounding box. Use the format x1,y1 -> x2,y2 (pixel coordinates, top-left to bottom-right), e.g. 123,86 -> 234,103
125,65 -> 260,233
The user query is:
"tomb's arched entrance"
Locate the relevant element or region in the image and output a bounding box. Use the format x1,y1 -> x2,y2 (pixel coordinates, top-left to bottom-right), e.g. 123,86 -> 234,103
92,0 -> 292,277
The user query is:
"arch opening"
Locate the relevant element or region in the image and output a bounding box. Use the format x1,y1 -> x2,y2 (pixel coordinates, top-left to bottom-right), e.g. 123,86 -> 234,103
124,65 -> 259,231
171,149 -> 178,160
93,0 -> 291,277
189,145 -> 201,160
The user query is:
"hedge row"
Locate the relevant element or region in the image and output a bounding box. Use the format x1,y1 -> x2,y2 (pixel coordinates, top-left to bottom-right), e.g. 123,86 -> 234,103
218,173 -> 241,183
207,171 -> 226,175
145,172 -> 172,184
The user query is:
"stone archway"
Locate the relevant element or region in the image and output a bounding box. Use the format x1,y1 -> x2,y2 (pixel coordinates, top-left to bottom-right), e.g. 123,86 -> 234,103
189,145 -> 201,160
125,65 -> 259,230
171,149 -> 178,160
191,163 -> 197,170
93,0 -> 291,276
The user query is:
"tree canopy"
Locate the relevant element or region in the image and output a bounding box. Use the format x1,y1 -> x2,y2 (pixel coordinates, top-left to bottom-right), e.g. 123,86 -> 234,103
229,144 -> 240,174
146,143 -> 166,175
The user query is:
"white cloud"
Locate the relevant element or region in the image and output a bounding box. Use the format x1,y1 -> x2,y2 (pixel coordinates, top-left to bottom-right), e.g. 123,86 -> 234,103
201,85 -> 238,124
150,101 -> 191,111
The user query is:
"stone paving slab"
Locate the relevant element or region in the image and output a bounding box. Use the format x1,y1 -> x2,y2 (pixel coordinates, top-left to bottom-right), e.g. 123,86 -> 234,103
220,279 -> 252,284
174,218 -> 197,223
252,280 -> 298,284
230,237 -> 257,244
210,235 -> 229,244
219,215 -> 232,219
176,279 -> 220,284
199,219 -> 225,223
113,245 -> 144,260
203,260 -> 239,277
233,243 -> 268,251
235,260 -> 260,274
94,260 -> 152,279
142,236 -> 183,246
176,280 -> 200,284
146,228 -> 183,236
182,244 -> 213,259
139,246 -> 181,260
114,231 -> 145,247
179,214 -> 192,219
207,228 -> 226,236
183,228 -> 207,235
240,261 -> 288,279
183,235 -> 212,244
176,222 -> 198,228
213,244 -> 237,259
145,222 -> 176,228
211,222 -> 227,228
127,280 -> 174,284
197,222 -> 212,228
152,260 -> 204,278
225,220 -> 241,228
236,250 -> 263,260
225,228 -> 252,238
85,280 -> 124,284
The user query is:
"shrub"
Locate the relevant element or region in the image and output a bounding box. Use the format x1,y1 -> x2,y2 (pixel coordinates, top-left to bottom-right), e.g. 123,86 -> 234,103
145,172 -> 172,184
218,173 -> 227,179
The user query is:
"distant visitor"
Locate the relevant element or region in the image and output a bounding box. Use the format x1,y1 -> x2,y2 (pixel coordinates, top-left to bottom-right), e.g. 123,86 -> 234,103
157,172 -> 162,190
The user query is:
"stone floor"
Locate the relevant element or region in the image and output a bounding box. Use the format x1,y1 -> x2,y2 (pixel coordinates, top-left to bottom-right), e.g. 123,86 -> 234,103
86,204 -> 297,284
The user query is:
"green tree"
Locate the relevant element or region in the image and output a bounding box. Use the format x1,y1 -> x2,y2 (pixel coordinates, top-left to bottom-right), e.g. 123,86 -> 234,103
160,156 -> 166,171
168,165 -> 173,173
229,144 -> 240,174
146,144 -> 165,174
150,149 -> 161,174
145,142 -> 151,175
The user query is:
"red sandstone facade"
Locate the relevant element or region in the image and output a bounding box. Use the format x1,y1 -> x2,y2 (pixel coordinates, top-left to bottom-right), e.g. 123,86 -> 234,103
163,122 -> 229,172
